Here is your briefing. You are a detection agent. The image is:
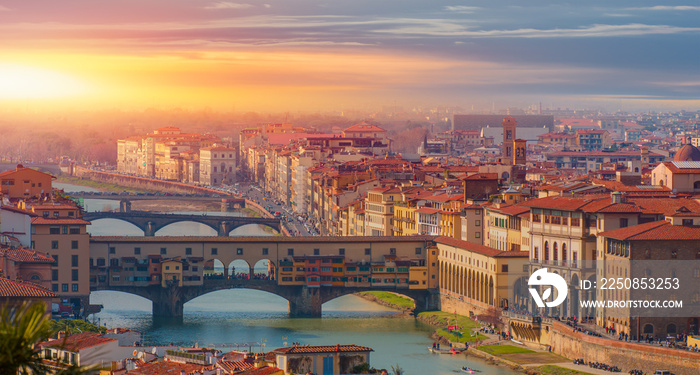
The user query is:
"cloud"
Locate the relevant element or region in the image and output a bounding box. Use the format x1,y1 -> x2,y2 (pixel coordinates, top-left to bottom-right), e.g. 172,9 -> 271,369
444,6 -> 480,13
631,6 -> 700,11
375,23 -> 700,38
204,2 -> 253,10
0,5 -> 10,11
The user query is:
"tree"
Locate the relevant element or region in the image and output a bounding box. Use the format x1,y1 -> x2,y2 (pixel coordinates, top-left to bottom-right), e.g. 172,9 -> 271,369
0,302 -> 93,375
391,364 -> 405,375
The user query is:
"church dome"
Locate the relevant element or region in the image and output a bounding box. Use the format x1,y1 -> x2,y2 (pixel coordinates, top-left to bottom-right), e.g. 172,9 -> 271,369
674,142 -> 700,162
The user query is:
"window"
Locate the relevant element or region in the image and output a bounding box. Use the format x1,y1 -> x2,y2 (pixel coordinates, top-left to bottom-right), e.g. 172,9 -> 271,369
160,247 -> 167,255
339,248 -> 345,255
620,218 -> 628,228
48,226 -> 60,234
52,269 -> 58,281
69,226 -> 80,234
109,247 -> 115,254
134,247 -> 141,255
475,220 -> 481,227
501,265 -> 508,272
365,248 -> 371,255
71,255 -> 78,267
62,284 -> 68,292
288,248 -> 294,256
475,232 -> 480,238
52,284 -> 58,292
51,241 -> 58,249
186,247 -> 192,255
211,248 -> 218,255
62,226 -> 68,234
390,248 -> 396,255
263,248 -> 269,255
415,247 -> 421,255
683,219 -> 693,226
72,283 -> 79,292
237,248 -> 243,255
314,249 -> 320,255
71,240 -> 78,249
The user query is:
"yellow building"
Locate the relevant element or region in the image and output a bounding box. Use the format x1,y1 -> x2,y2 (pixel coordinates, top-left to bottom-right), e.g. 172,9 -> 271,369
435,236 -> 528,317
161,258 -> 183,287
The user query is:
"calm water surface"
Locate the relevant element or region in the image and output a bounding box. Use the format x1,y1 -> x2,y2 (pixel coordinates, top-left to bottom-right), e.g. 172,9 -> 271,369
58,182 -> 518,375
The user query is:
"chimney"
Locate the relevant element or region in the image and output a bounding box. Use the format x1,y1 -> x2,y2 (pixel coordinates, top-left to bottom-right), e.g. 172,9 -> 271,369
611,191 -> 624,204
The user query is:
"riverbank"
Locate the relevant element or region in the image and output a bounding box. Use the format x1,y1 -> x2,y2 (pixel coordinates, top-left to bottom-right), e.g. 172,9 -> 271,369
354,291 -> 415,312
57,176 -> 159,194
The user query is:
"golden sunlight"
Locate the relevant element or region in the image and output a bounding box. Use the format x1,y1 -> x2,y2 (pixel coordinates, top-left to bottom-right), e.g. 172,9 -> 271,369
0,63 -> 90,99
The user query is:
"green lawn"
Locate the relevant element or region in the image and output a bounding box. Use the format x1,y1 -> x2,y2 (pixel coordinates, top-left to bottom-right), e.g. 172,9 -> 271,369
478,344 -> 535,355
356,291 -> 416,309
533,365 -> 596,375
417,311 -> 487,343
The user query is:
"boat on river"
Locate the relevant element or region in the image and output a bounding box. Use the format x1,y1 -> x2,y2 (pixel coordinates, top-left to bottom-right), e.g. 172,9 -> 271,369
460,367 -> 481,373
428,347 -> 462,354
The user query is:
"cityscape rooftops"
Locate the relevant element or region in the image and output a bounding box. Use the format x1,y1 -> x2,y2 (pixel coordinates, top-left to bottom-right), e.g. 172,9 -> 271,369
273,344 -> 373,355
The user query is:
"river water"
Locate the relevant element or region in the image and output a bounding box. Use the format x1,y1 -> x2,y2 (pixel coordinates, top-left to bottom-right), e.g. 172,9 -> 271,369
57,182 -> 518,375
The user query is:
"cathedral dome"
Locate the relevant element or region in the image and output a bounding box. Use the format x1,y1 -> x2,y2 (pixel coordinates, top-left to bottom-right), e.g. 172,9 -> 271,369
674,142 -> 700,162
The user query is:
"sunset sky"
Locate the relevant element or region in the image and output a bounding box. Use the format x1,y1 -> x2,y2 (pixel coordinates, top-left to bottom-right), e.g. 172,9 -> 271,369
1,1 -> 699,111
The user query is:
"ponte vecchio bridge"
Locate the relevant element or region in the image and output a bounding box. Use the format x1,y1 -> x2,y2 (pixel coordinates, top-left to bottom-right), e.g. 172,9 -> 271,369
84,211 -> 282,236
89,236 -> 439,318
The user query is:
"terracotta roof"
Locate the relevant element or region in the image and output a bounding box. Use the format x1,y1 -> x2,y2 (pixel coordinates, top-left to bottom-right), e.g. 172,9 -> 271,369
416,207 -> 440,214
42,333 -> 116,352
127,360 -> 214,375
217,360 -> 254,372
462,173 -> 498,181
0,247 -> 54,263
627,197 -> 700,216
435,236 -> 503,257
488,205 -> 530,216
30,218 -> 91,225
343,122 -> 386,133
0,278 -> 57,298
0,165 -> 55,179
239,367 -> 283,375
660,161 -> 700,174
599,220 -> 700,241
29,204 -> 77,210
273,344 -> 373,355
520,196 -> 600,211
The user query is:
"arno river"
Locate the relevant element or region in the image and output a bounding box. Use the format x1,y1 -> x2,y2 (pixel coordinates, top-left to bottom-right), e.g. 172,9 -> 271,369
56,182 -> 518,375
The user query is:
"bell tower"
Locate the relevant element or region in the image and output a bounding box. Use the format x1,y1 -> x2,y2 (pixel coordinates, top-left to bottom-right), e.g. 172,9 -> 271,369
502,116 -> 517,164
513,139 -> 527,165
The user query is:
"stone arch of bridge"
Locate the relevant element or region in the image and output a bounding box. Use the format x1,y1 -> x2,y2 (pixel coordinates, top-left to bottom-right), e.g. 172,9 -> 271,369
226,222 -> 280,235
154,220 -> 219,236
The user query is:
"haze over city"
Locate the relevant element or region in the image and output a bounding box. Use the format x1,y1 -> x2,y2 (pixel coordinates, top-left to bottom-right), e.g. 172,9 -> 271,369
1,0 -> 700,112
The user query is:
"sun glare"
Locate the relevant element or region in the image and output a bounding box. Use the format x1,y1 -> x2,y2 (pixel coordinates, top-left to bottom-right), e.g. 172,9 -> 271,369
0,63 -> 90,99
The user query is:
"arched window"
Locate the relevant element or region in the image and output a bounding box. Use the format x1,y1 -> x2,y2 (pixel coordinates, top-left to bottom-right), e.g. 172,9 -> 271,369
643,324 -> 654,334
553,242 -> 559,263
562,243 -> 567,265
667,324 -> 677,334
544,241 -> 550,261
